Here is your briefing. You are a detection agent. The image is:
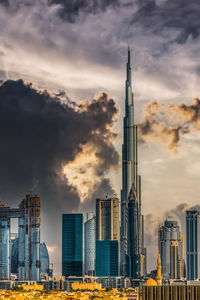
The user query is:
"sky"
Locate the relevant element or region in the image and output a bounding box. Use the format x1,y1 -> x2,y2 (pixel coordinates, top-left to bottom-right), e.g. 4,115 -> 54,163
0,0 -> 200,273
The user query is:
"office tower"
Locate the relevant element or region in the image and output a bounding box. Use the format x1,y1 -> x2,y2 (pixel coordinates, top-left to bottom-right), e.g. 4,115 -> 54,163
0,193 -> 41,281
186,210 -> 200,280
11,236 -> 19,274
11,239 -> 49,276
96,197 -> 120,241
120,47 -> 146,278
40,243 -> 49,275
159,219 -> 183,279
0,218 -> 10,279
18,193 -> 41,281
62,214 -> 83,277
84,214 -> 96,276
96,197 -> 119,277
170,241 -> 179,279
156,253 -> 162,285
96,240 -> 118,277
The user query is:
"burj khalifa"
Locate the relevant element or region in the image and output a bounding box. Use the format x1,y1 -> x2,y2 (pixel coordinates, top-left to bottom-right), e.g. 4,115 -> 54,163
120,47 -> 146,278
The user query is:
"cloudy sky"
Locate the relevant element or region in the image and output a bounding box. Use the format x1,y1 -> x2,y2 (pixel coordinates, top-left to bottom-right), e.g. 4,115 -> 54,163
0,0 -> 200,273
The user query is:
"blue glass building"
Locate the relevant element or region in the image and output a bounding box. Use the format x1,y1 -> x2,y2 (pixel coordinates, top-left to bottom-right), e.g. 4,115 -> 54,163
40,243 -> 49,275
96,240 -> 118,277
0,219 -> 10,279
62,214 -> 83,277
186,210 -> 200,280
11,237 -> 19,274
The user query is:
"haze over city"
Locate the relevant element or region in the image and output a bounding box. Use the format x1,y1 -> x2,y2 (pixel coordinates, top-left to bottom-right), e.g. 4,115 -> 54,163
0,0 -> 200,275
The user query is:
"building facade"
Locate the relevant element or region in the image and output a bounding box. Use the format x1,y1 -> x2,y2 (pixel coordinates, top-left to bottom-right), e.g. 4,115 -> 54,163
0,193 -> 41,281
120,47 -> 146,278
159,220 -> 184,279
186,210 -> 200,280
62,214 -> 83,277
96,198 -> 120,277
40,243 -> 49,275
84,214 -> 96,276
96,240 -> 118,277
96,197 -> 120,241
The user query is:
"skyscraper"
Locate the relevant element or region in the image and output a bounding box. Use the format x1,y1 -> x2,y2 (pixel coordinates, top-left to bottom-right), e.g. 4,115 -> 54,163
170,241 -> 179,279
96,240 -> 118,277
40,243 -> 49,275
96,197 -> 120,276
120,47 -> 146,278
62,214 -> 83,277
0,217 -> 10,279
186,210 -> 200,280
159,220 -> 183,279
96,197 -> 120,241
84,214 -> 96,276
0,193 -> 41,281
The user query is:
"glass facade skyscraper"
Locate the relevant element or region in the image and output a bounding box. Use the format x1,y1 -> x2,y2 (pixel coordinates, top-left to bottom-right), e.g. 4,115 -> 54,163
0,219 -> 10,279
40,243 -> 49,275
84,214 -> 96,276
96,198 -> 119,277
159,220 -> 183,279
0,194 -> 41,281
120,47 -> 146,278
62,214 -> 83,277
96,240 -> 118,277
186,210 -> 200,280
96,197 -> 120,241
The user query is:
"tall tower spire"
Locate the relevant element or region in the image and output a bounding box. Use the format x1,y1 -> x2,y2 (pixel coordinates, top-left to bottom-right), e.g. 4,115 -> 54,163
120,47 -> 146,278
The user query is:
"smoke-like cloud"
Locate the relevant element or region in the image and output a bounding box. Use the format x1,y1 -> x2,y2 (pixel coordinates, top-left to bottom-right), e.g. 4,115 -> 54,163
0,79 -> 119,269
138,98 -> 200,154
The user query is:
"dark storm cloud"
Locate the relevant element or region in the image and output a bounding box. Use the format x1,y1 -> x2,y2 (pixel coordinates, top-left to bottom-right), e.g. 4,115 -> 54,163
49,0 -> 120,22
132,0 -> 200,44
0,80 -> 119,216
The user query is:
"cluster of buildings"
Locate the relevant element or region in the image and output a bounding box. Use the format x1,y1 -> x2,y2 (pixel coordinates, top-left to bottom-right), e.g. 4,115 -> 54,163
0,193 -> 50,282
0,48 -> 200,300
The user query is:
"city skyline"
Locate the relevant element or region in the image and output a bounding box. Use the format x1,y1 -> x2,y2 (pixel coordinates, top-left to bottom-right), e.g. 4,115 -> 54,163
0,0 -> 200,275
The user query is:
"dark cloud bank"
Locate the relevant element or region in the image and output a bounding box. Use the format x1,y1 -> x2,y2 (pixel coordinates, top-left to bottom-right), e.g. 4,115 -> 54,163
0,79 -> 119,220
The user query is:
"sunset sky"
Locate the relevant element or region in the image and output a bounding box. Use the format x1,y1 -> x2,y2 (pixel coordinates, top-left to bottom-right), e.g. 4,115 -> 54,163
0,0 -> 200,273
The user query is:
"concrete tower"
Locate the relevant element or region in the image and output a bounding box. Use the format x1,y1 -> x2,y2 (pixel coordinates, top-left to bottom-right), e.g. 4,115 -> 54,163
120,47 -> 146,278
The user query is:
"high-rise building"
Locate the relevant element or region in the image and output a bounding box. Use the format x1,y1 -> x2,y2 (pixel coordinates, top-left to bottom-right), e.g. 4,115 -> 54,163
18,193 -> 41,281
84,214 -> 96,276
10,236 -> 18,274
96,240 -> 118,277
186,210 -> 200,280
40,243 -> 49,275
10,239 -> 49,277
62,214 -> 83,277
96,197 -> 119,277
170,241 -> 179,279
96,197 -> 120,241
120,47 -> 146,278
0,193 -> 41,281
159,220 -> 184,279
0,218 -> 10,279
